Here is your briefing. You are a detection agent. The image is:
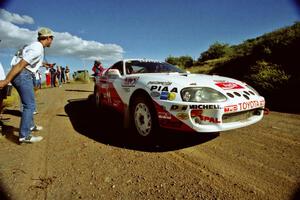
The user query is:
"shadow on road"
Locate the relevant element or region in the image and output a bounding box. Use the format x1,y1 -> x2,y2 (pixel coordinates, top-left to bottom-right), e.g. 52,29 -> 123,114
65,97 -> 219,152
0,124 -> 19,145
65,89 -> 93,93
292,186 -> 300,200
3,109 -> 22,117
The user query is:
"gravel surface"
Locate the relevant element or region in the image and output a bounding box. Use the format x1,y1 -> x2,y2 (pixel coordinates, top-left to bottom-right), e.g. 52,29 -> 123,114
0,82 -> 299,200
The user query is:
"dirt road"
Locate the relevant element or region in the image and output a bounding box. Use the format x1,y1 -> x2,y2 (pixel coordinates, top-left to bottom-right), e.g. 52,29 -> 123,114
0,82 -> 299,200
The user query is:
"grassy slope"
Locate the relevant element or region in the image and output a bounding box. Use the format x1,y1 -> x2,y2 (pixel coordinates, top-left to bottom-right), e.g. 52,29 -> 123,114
189,23 -> 300,113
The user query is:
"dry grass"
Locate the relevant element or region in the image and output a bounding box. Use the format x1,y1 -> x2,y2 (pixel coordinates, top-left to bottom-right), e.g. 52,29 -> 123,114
188,57 -> 230,74
3,87 -> 19,108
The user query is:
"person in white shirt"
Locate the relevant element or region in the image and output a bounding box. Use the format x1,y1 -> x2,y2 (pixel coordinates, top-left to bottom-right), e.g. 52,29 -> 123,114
34,69 -> 42,89
0,61 -> 8,128
0,62 -> 5,80
0,40 -> 12,130
0,27 -> 54,143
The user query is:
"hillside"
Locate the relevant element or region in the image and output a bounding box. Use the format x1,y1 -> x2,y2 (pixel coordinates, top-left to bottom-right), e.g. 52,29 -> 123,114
168,22 -> 300,113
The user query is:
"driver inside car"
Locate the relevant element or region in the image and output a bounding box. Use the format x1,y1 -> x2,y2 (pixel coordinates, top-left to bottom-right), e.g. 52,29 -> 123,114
126,65 -> 134,74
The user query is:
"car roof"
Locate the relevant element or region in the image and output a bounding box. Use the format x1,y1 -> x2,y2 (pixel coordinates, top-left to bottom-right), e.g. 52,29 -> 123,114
122,58 -> 162,63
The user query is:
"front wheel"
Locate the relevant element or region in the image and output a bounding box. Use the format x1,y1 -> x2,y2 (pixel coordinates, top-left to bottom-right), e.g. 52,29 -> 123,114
131,96 -> 158,137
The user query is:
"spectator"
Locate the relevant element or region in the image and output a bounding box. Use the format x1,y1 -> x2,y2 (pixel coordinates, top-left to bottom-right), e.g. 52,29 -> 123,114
0,60 -> 11,130
92,60 -> 104,76
0,62 -> 4,84
0,61 -> 4,128
50,65 -> 56,87
45,67 -> 51,87
31,69 -> 42,115
0,27 -> 55,143
61,66 -> 66,84
65,65 -> 70,83
56,65 -> 62,87
34,69 -> 42,89
0,40 -> 10,129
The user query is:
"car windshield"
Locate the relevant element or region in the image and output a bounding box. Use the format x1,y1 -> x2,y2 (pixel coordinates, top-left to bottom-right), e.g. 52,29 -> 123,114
125,60 -> 185,74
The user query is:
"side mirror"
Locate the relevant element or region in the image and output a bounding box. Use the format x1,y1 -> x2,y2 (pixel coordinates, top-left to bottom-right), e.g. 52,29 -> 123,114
107,69 -> 121,79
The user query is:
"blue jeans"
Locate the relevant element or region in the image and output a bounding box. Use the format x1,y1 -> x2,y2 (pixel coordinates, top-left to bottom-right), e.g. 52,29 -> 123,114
12,69 -> 35,138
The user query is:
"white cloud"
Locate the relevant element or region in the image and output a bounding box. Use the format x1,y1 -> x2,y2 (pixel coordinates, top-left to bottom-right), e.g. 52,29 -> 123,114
47,32 -> 124,62
0,9 -> 124,63
0,19 -> 35,48
0,9 -> 34,24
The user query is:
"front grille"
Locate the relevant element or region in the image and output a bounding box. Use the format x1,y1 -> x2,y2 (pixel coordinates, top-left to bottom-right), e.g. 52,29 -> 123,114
222,109 -> 261,123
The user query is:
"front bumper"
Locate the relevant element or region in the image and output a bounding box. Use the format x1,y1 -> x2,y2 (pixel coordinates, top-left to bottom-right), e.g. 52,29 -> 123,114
154,98 -> 265,132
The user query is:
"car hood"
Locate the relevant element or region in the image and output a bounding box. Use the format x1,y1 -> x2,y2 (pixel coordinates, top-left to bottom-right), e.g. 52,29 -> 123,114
135,73 -> 251,93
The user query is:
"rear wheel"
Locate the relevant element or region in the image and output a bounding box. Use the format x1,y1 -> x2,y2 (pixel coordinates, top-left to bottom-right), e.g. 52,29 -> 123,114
131,95 -> 158,137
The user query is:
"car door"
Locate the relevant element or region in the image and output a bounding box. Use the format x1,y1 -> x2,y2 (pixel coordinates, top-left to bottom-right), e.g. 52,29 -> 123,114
96,70 -> 110,106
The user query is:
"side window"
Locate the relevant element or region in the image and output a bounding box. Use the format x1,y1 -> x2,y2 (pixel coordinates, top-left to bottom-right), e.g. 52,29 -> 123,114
125,61 -> 145,74
110,61 -> 124,75
125,63 -> 134,74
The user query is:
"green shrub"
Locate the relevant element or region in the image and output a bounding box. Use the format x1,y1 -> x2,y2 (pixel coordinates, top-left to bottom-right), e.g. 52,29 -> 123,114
73,70 -> 90,83
247,60 -> 290,92
198,42 -> 233,62
165,56 -> 194,68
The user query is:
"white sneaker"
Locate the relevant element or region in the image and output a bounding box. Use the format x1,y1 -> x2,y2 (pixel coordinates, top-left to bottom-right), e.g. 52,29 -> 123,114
30,125 -> 43,131
19,135 -> 43,143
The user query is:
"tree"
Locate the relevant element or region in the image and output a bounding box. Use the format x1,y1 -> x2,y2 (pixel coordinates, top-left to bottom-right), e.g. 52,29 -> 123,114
198,42 -> 232,62
165,56 -> 194,68
165,56 -> 178,66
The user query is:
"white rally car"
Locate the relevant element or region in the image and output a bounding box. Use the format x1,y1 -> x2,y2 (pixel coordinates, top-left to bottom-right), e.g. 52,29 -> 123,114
94,59 -> 266,137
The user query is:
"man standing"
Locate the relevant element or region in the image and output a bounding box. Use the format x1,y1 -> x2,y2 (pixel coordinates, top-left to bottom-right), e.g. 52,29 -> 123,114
61,66 -> 66,84
49,65 -> 56,87
0,27 -> 54,143
34,69 -> 42,89
65,65 -> 70,83
0,53 -> 9,131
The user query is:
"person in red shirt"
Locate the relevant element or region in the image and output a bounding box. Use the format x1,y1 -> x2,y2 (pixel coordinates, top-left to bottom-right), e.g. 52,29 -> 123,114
92,60 -> 104,76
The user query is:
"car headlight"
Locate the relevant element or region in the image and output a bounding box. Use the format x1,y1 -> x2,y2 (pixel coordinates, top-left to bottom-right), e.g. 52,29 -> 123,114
181,87 -> 227,102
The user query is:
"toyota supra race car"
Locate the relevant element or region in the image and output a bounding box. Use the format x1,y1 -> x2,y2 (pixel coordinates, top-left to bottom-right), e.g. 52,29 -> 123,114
93,59 -> 266,137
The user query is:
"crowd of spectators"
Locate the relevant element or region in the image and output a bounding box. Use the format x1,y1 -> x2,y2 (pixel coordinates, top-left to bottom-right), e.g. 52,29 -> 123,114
43,64 -> 71,88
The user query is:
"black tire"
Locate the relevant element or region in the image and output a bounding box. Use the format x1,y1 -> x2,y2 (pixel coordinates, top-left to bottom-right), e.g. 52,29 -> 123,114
130,95 -> 158,137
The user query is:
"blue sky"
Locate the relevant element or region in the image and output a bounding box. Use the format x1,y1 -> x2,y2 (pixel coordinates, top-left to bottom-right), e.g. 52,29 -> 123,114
0,0 -> 299,75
